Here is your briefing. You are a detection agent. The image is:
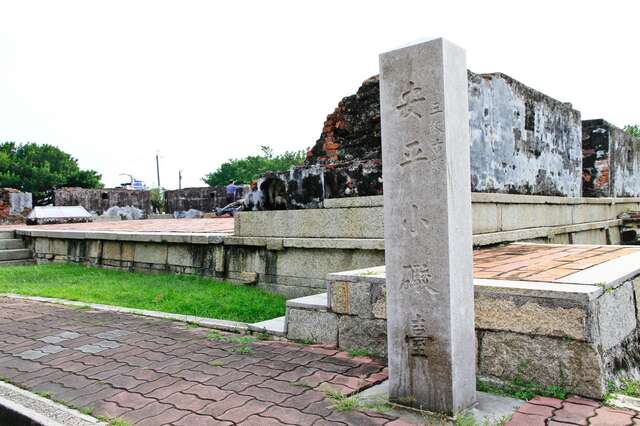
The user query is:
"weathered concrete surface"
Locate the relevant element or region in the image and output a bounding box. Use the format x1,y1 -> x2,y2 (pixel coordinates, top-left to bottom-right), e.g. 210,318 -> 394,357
380,38 -> 476,414
54,187 -> 151,215
468,72 -> 582,197
164,186 -> 246,213
583,119 -> 640,197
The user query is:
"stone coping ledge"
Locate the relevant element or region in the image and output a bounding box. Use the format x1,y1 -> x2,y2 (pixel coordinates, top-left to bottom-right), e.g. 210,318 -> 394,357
558,250 -> 640,289
327,265 -> 610,301
286,293 -> 328,311
224,236 -> 384,250
0,380 -> 103,426
1,294 -> 249,333
474,279 -> 603,302
322,193 -> 640,209
473,219 -> 621,246
15,229 -> 227,244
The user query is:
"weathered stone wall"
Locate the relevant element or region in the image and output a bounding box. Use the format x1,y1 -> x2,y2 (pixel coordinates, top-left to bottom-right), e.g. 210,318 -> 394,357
284,267 -> 640,399
0,188 -> 32,224
54,187 -> 151,215
253,72 -> 583,210
468,72 -> 582,196
164,186 -> 235,213
583,120 -> 640,197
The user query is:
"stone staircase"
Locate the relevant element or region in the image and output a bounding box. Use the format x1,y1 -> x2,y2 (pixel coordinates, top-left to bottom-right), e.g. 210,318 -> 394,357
0,230 -> 34,266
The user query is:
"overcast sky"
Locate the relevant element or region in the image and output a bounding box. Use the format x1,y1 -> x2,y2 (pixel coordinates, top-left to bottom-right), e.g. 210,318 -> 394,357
1,1 -> 638,189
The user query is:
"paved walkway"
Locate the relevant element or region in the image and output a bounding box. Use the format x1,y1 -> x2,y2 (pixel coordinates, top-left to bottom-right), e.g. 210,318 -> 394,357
6,217 -> 235,234
0,298 -> 403,425
473,243 -> 640,281
507,396 -> 640,425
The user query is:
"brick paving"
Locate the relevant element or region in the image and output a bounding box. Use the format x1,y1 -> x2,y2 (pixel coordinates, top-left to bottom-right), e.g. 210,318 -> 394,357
0,297 -> 399,425
473,243 -> 640,282
6,217 -> 235,234
507,395 -> 640,425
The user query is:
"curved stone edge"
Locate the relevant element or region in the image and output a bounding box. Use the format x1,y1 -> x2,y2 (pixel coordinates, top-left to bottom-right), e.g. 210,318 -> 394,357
0,380 -> 104,426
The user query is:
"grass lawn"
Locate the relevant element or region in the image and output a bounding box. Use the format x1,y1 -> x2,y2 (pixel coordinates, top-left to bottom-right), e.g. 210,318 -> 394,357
0,264 -> 286,323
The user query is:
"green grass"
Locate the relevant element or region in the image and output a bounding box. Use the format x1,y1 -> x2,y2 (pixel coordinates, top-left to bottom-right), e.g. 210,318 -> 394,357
477,378 -> 567,401
604,378 -> 640,404
0,264 -> 286,323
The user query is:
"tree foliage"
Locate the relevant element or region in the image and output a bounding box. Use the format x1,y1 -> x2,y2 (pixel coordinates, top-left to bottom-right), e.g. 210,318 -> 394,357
0,142 -> 103,205
203,145 -> 306,186
625,124 -> 640,139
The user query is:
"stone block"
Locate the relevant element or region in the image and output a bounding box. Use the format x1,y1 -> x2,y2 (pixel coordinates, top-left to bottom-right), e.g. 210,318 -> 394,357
133,243 -> 168,265
34,238 -> 50,255
121,243 -> 135,261
632,278 -> 640,325
500,204 -> 573,231
167,245 -> 195,267
286,308 -> 337,344
572,203 -> 613,224
597,282 -> 636,350
572,229 -> 607,245
474,294 -> 594,341
235,207 -> 384,239
473,203 -> 500,234
102,241 -> 121,260
51,239 -> 69,256
549,233 -> 571,244
478,330 -> 605,399
214,246 -> 225,273
88,240 -> 102,259
328,280 -> 377,318
338,316 -> 387,358
329,281 -> 349,314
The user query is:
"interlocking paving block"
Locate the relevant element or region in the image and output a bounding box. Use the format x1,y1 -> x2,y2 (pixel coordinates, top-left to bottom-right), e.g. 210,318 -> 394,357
95,340 -> 121,349
39,335 -> 66,344
95,330 -> 130,340
17,350 -> 47,360
58,331 -> 82,340
39,345 -> 66,354
75,344 -> 108,354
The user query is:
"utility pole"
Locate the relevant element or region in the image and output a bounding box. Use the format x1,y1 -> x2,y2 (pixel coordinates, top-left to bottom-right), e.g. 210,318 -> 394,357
178,170 -> 183,190
156,152 -> 161,189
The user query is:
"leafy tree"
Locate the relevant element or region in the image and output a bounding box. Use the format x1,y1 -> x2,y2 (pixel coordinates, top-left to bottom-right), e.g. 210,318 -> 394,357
203,146 -> 306,186
625,124 -> 640,139
0,142 -> 103,205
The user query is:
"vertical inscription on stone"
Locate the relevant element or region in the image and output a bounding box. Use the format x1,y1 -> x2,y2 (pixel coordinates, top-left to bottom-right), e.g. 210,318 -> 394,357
380,38 -> 476,414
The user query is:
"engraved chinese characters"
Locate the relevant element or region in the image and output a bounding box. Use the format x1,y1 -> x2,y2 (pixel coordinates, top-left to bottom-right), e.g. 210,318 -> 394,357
380,38 -> 476,414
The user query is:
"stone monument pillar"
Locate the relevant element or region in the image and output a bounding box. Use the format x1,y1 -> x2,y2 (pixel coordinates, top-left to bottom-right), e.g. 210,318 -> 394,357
379,38 -> 476,414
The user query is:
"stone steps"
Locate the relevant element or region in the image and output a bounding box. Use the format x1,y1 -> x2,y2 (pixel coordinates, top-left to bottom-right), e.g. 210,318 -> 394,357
0,249 -> 32,262
0,259 -> 35,267
0,239 -> 25,250
0,231 -> 33,266
285,293 -> 336,344
248,316 -> 286,337
0,231 -> 15,240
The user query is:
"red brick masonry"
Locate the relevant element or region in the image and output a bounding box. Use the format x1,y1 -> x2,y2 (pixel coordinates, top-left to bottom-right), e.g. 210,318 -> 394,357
507,395 -> 640,425
474,243 -> 640,282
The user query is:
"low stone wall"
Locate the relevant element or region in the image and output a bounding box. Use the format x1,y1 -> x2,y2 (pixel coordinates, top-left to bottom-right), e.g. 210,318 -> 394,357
18,230 -> 384,298
235,193 -> 637,246
54,188 -> 151,215
286,264 -> 640,399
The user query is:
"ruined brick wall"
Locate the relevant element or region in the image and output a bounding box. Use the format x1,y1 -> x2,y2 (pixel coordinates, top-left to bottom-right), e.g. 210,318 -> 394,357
260,71 -> 583,210
54,188 -> 151,215
583,120 -> 640,197
0,188 -> 32,224
164,186 -> 235,213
